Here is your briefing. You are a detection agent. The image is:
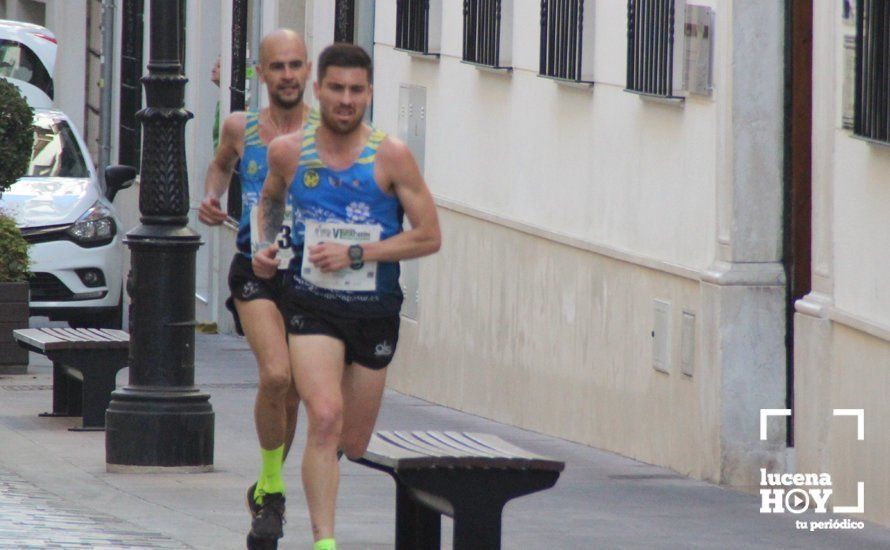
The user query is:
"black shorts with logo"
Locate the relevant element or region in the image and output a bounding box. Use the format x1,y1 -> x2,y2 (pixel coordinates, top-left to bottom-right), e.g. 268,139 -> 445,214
225,253 -> 287,336
279,297 -> 400,370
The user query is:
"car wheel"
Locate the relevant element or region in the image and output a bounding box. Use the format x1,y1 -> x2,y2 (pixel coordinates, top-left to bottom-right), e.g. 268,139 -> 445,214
68,296 -> 123,329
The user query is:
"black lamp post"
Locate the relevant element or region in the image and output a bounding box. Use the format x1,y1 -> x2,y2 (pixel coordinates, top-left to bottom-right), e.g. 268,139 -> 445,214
106,0 -> 214,472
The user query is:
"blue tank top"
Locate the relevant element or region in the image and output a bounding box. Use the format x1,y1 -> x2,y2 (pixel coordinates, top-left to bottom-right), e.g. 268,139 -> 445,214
236,109 -> 320,256
287,124 -> 404,317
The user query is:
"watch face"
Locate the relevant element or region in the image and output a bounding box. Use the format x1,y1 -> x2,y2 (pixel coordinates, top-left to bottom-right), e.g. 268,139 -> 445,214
348,245 -> 363,261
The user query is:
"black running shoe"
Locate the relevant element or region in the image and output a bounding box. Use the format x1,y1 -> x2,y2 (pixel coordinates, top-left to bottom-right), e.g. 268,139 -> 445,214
246,531 -> 278,549
246,482 -> 260,518
250,492 -> 286,540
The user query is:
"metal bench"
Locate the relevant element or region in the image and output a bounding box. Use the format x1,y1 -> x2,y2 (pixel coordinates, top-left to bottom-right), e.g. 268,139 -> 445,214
12,327 -> 129,431
352,430 -> 565,550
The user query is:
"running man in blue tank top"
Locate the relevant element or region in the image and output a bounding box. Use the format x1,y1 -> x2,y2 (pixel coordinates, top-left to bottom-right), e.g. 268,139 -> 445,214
197,29 -> 317,548
253,44 -> 441,550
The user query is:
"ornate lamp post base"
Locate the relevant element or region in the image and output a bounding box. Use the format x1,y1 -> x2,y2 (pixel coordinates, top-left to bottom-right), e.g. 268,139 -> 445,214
106,387 -> 213,472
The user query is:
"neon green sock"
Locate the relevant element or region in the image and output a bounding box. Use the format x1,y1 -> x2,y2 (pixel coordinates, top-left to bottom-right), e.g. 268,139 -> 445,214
314,538 -> 336,550
254,444 -> 285,502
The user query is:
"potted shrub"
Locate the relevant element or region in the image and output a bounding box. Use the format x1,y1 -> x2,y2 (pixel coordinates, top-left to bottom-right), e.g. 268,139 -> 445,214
0,78 -> 35,373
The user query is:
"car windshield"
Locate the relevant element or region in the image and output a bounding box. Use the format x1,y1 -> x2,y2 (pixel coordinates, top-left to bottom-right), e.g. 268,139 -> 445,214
25,118 -> 90,178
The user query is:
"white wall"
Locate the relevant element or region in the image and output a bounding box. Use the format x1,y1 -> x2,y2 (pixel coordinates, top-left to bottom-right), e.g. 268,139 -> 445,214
373,0 -> 718,272
304,0 -> 334,108
802,0 -> 890,337
794,0 -> 890,527
369,0 -> 791,490
831,143 -> 890,324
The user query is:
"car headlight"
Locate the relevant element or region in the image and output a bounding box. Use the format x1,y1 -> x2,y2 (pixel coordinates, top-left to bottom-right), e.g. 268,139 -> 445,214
67,202 -> 117,246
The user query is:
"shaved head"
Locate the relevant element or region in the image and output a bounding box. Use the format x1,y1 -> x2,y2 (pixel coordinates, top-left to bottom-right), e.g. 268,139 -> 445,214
259,28 -> 307,66
255,28 -> 311,110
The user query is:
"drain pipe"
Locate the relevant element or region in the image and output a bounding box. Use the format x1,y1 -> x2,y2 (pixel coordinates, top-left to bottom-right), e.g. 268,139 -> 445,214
99,0 -> 115,186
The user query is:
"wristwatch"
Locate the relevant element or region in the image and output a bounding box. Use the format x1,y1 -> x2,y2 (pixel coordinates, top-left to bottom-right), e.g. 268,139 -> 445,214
348,244 -> 364,270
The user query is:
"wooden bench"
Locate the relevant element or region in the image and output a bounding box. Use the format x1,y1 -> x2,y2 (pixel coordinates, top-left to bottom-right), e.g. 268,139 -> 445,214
352,430 -> 565,550
12,328 -> 129,431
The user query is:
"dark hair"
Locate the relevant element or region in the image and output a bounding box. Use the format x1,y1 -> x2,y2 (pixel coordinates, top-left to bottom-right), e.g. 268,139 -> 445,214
317,43 -> 373,83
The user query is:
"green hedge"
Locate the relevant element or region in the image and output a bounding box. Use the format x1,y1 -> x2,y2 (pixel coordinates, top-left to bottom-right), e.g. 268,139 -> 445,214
0,78 -> 35,195
0,214 -> 29,282
0,78 -> 33,282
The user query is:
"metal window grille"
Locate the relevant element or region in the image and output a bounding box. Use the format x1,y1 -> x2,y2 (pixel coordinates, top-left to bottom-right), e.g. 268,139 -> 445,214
335,0 -> 356,43
854,0 -> 890,143
396,0 -> 430,53
463,0 -> 502,67
539,0 -> 588,81
626,0 -> 684,98
227,0 -> 249,221
118,0 -> 144,169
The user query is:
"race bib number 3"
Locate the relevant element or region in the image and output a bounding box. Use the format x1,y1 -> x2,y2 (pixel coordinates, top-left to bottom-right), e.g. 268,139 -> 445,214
250,205 -> 294,269
302,220 -> 382,291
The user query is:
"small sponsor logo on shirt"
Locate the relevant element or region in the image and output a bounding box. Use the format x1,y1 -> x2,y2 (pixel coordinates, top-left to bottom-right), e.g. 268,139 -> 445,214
304,169 -> 319,188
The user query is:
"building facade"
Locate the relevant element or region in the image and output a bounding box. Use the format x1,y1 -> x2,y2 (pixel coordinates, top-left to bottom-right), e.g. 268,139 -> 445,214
794,0 -> 890,526
374,0 -> 788,494
3,0 -> 886,526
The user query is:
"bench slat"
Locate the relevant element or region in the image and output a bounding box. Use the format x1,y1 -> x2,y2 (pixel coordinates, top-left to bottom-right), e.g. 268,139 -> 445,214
364,431 -> 566,472
95,329 -> 130,342
414,431 -> 498,459
393,431 -> 489,461
11,328 -> 67,351
43,327 -> 79,342
60,328 -> 104,342
12,328 -> 129,351
409,431 -> 484,458
457,433 -> 550,461
432,432 -> 513,459
82,328 -> 114,342
387,431 -> 465,458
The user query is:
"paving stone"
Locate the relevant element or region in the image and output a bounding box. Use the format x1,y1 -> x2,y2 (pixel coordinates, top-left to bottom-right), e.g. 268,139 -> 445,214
0,469 -> 191,549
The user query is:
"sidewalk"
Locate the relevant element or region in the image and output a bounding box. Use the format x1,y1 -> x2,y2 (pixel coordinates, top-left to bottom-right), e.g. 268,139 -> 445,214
1,332 -> 889,549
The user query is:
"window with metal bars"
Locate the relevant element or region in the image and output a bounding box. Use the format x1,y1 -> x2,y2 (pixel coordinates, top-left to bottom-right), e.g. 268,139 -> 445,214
396,0 -> 441,56
539,0 -> 594,83
626,0 -> 686,99
463,0 -> 512,69
854,0 -> 890,144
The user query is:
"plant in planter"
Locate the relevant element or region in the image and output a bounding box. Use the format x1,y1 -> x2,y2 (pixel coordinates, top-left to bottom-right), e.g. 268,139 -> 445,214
0,78 -> 35,373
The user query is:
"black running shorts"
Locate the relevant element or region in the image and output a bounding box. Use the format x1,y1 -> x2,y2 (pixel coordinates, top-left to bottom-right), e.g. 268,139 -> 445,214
279,298 -> 400,370
225,253 -> 287,336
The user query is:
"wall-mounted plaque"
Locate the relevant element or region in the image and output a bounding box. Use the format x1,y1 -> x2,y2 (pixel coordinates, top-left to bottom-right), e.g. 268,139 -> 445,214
684,5 -> 714,97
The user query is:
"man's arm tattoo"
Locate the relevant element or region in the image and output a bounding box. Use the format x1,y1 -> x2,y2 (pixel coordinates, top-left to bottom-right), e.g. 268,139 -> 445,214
261,196 -> 285,244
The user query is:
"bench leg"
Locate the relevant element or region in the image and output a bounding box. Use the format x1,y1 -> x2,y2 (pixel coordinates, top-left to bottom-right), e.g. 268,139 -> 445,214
395,480 -> 440,550
397,468 -> 562,550
39,363 -> 81,417
453,505 -> 503,550
71,365 -> 119,431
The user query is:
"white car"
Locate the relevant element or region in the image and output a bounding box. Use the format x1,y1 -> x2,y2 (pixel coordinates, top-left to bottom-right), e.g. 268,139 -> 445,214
0,18 -> 55,108
0,19 -> 135,327
1,110 -> 134,327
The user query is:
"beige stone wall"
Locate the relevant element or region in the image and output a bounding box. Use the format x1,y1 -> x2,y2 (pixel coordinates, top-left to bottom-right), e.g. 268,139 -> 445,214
795,315 -> 890,526
388,207 -> 722,481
